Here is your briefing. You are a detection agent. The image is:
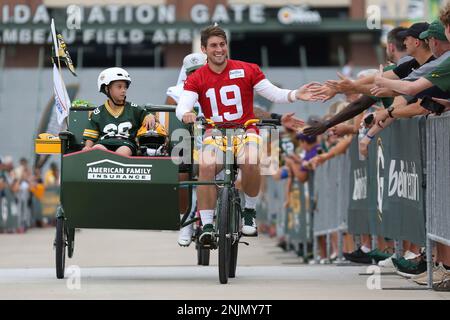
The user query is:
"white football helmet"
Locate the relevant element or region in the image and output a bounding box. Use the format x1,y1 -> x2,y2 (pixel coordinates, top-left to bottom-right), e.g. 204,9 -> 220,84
97,67 -> 131,94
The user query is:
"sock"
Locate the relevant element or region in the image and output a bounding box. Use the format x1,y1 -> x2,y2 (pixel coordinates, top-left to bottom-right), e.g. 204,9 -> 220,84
361,245 -> 371,253
200,210 -> 214,226
244,194 -> 258,210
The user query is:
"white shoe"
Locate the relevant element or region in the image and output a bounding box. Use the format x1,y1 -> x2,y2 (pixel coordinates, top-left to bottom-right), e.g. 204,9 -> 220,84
378,254 -> 395,268
242,224 -> 257,236
403,250 -> 419,260
241,209 -> 257,236
177,223 -> 194,247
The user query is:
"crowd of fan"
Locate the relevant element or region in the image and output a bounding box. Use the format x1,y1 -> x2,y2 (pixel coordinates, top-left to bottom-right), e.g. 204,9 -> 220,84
0,156 -> 59,233
266,5 -> 450,292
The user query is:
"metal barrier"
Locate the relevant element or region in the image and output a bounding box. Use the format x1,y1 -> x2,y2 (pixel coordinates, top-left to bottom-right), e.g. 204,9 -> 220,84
426,111 -> 450,288
0,188 -> 20,232
257,176 -> 286,239
313,150 -> 350,261
0,185 -> 55,232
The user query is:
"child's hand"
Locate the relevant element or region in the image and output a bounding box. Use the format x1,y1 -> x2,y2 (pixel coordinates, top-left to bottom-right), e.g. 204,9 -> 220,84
143,114 -> 156,129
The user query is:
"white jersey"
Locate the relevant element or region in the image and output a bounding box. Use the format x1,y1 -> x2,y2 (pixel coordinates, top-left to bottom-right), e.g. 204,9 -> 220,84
166,83 -> 202,115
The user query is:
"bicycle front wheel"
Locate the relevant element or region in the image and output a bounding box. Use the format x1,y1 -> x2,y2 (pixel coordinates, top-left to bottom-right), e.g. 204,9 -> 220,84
229,194 -> 241,278
217,187 -> 231,284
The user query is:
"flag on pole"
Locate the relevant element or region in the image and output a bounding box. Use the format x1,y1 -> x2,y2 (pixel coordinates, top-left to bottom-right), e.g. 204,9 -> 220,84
52,64 -> 71,125
50,19 -> 70,125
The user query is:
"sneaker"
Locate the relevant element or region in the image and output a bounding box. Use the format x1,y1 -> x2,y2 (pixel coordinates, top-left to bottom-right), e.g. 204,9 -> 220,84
241,208 -> 257,236
412,264 -> 449,285
378,254 -> 396,268
177,222 -> 194,247
367,249 -> 392,263
343,248 -> 372,264
392,258 -> 427,278
433,275 -> 450,291
199,224 -> 215,245
329,252 -> 338,261
403,250 -> 419,260
392,257 -> 420,271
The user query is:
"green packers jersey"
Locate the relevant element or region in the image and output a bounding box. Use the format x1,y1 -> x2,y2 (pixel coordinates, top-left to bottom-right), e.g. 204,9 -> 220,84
424,56 -> 450,92
83,101 -> 149,143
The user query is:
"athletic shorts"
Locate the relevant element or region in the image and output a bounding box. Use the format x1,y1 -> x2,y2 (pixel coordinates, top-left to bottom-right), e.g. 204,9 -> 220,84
98,138 -> 138,156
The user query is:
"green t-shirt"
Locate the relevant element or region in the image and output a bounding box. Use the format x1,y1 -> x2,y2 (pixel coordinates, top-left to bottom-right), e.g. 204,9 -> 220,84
424,56 -> 450,92
83,101 -> 149,144
369,64 -> 396,108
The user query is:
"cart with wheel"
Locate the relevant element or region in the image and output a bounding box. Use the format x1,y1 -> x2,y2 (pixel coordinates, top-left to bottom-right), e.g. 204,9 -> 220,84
36,104 -> 280,283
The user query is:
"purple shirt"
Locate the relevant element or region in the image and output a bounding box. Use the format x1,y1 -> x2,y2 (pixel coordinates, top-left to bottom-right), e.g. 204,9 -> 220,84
300,144 -> 320,172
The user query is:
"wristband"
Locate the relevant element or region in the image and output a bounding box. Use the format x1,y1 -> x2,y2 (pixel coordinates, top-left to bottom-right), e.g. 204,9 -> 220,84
289,90 -> 298,102
366,134 -> 374,140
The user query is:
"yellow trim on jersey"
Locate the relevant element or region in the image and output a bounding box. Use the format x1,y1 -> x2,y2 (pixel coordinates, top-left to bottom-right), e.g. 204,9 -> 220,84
83,133 -> 98,139
83,128 -> 99,138
84,129 -> 99,135
105,100 -> 124,118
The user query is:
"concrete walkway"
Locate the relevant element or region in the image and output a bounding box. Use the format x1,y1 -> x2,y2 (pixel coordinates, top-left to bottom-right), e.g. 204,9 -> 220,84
0,228 -> 449,299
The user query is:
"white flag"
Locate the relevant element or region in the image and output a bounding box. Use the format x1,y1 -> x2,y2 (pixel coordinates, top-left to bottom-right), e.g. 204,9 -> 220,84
51,19 -> 59,58
53,64 -> 70,125
51,19 -> 70,126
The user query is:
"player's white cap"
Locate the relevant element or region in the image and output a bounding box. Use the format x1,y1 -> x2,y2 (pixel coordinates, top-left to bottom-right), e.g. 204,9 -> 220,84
183,53 -> 207,73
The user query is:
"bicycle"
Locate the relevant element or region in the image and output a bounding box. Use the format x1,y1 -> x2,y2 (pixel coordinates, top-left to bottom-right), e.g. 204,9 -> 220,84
181,117 -> 281,284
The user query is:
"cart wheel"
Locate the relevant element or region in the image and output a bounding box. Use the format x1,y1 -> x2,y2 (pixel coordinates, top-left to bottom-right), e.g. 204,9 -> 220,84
55,217 -> 66,279
229,204 -> 241,278
218,187 -> 231,284
67,228 -> 75,259
197,245 -> 210,266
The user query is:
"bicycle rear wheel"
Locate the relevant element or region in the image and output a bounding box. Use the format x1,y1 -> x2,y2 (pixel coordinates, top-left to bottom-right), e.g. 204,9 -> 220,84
217,187 -> 231,284
55,217 -> 66,279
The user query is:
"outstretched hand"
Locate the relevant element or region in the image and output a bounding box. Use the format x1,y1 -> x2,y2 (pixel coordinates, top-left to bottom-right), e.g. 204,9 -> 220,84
281,112 -> 304,131
296,82 -> 329,101
371,64 -> 388,96
325,72 -> 354,94
305,83 -> 337,102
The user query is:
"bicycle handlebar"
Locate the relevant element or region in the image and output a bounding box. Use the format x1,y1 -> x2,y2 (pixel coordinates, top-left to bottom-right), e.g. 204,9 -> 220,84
195,117 -> 281,128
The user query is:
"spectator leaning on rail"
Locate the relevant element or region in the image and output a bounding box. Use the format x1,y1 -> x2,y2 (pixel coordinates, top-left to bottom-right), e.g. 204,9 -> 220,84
370,19 -> 450,125
302,26 -> 412,138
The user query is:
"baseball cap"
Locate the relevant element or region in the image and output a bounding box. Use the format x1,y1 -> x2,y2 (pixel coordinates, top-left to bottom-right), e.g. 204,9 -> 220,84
183,53 -> 207,73
296,132 -> 317,144
399,22 -> 430,39
419,20 -> 448,41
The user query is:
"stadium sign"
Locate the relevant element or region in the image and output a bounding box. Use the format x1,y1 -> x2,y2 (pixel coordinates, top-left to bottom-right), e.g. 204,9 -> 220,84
0,3 -> 322,45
